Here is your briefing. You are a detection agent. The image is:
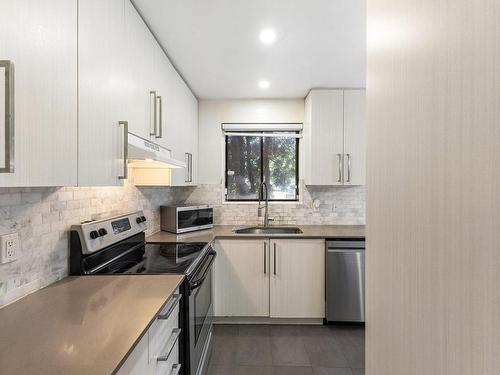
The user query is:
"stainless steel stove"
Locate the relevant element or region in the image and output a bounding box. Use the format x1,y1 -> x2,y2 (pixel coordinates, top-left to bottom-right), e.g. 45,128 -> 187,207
69,211 -> 215,375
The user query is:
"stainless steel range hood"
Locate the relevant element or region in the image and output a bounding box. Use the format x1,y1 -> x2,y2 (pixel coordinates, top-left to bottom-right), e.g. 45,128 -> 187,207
127,133 -> 185,186
127,132 -> 185,169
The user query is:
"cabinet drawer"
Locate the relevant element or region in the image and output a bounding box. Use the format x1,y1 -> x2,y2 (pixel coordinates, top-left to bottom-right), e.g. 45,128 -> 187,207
154,345 -> 181,375
148,293 -> 181,363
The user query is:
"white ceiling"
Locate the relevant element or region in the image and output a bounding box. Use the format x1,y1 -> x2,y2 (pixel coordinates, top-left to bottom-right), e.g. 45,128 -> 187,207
132,0 -> 366,99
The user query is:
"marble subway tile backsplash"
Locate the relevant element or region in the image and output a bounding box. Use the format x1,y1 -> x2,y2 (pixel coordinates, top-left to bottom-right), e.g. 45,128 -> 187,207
0,182 -> 194,307
0,181 -> 364,308
184,183 -> 365,226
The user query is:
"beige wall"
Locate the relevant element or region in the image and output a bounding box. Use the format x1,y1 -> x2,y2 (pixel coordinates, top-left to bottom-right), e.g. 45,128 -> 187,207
366,0 -> 500,374
197,99 -> 305,184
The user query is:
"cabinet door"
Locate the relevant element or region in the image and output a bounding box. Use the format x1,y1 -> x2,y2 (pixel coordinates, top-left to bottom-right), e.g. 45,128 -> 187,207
0,0 -> 77,187
78,0 -> 127,186
124,0 -> 158,140
153,45 -> 198,186
304,90 -> 344,185
116,333 -> 152,375
343,89 -> 366,186
213,239 -> 269,317
270,239 -> 325,318
151,45 -> 176,149
170,86 -> 198,186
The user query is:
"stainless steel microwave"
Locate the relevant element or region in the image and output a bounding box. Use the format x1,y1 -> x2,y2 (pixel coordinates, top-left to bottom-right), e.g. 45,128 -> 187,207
160,204 -> 214,234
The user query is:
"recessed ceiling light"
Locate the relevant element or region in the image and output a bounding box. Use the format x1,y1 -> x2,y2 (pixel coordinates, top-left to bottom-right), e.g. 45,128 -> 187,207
259,29 -> 277,44
258,80 -> 270,89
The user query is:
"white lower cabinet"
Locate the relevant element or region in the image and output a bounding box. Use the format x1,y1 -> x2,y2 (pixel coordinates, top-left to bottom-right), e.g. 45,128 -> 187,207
213,239 -> 270,317
214,238 -> 325,319
116,333 -> 150,375
270,239 -> 325,318
117,292 -> 181,375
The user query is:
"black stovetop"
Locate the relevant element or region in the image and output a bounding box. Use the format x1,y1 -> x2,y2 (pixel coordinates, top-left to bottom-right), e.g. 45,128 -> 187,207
138,242 -> 207,274
95,242 -> 208,276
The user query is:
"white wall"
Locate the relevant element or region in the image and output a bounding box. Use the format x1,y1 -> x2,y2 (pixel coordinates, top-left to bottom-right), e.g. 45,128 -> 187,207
198,99 -> 305,184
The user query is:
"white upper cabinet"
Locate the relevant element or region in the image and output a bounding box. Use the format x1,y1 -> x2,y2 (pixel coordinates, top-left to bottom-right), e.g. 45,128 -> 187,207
170,82 -> 198,186
0,0 -> 77,187
78,0 -> 128,186
343,89 -> 366,186
304,89 -> 365,186
304,90 -> 344,185
125,0 -> 198,185
151,44 -> 177,149
125,1 -> 198,162
78,0 -> 198,186
153,35 -> 198,186
124,0 -> 162,142
123,0 -> 150,140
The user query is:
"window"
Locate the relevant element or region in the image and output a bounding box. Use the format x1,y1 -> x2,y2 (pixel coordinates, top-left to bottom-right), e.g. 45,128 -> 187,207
225,132 -> 299,201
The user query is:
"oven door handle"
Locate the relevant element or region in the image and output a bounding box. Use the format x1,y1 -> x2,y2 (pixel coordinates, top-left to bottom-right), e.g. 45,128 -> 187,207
189,251 -> 216,291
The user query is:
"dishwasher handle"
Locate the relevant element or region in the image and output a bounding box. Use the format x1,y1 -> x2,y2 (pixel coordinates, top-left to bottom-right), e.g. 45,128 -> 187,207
326,240 -> 365,250
327,248 -> 365,253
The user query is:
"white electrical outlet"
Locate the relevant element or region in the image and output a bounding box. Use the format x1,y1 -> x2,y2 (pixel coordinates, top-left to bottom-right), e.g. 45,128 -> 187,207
0,232 -> 19,264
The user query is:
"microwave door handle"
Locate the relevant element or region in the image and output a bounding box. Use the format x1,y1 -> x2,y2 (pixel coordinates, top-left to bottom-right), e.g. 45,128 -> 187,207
189,252 -> 216,290
175,207 -> 179,233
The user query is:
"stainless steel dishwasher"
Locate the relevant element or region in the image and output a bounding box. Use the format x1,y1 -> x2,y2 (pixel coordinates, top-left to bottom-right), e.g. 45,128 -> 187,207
326,238 -> 365,323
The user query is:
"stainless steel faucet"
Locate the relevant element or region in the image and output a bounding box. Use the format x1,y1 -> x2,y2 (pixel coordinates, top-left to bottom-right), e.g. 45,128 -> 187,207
258,182 -> 272,227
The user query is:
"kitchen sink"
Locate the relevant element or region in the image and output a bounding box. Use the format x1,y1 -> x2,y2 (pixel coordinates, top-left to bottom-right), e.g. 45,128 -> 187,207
233,226 -> 303,235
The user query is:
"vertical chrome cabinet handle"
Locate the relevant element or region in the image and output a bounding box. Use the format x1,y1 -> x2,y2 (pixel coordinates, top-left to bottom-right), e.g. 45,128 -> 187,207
118,121 -> 128,180
337,153 -> 342,183
156,95 -> 163,139
263,242 -> 267,274
189,153 -> 193,182
149,90 -> 157,136
273,243 -> 277,275
348,154 -> 351,183
185,153 -> 193,183
0,60 -> 15,173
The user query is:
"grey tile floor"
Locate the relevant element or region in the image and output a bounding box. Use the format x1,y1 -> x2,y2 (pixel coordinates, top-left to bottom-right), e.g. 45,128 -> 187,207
207,324 -> 365,375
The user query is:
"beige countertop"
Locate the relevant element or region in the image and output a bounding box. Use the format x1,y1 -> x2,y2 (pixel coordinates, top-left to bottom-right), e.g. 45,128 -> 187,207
147,224 -> 365,243
0,275 -> 184,375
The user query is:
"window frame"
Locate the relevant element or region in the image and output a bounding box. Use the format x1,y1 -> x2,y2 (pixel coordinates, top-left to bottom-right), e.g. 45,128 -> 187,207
224,131 -> 300,202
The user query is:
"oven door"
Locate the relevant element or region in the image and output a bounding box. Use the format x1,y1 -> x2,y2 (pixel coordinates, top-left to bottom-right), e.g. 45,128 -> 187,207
188,249 -> 216,375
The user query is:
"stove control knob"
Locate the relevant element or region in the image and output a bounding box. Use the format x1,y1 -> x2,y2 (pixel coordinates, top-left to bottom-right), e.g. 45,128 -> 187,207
90,230 -> 99,239
98,228 -> 108,236
136,217 -> 142,224
141,216 -> 147,222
